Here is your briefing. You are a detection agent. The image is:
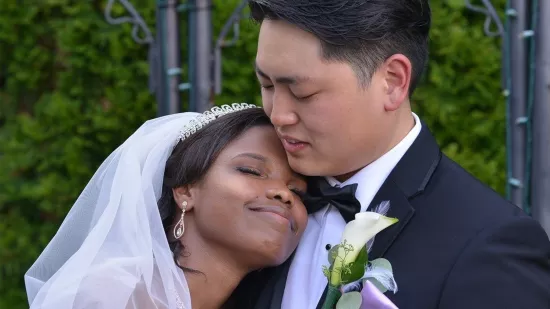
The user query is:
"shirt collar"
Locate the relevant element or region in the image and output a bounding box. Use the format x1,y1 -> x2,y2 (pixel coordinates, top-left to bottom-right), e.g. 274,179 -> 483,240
325,112 -> 422,211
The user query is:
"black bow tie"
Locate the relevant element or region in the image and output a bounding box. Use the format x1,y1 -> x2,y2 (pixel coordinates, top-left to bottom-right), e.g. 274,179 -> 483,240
301,177 -> 362,223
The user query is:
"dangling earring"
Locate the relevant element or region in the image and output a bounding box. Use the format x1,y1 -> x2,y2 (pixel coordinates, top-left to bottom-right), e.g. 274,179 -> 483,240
174,201 -> 187,239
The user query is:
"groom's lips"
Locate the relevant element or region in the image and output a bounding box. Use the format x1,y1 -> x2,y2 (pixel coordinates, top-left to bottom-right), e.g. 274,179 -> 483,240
280,135 -> 309,153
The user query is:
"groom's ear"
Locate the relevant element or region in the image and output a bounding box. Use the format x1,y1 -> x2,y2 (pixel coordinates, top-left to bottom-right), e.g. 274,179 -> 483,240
172,186 -> 197,212
381,54 -> 412,111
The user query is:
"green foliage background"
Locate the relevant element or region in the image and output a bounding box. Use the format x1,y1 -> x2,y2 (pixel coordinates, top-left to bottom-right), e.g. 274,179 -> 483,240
0,0 -> 506,307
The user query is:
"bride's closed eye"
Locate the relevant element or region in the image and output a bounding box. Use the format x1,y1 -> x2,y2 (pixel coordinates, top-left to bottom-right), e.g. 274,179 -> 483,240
288,187 -> 305,197
236,166 -> 263,177
237,167 -> 306,197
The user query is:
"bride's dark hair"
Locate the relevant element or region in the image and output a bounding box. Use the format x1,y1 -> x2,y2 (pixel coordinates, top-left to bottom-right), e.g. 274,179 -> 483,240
158,107 -> 271,254
157,107 -> 274,308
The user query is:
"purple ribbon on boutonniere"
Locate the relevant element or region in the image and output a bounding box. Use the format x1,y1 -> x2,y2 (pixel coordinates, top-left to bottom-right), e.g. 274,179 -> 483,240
359,280 -> 398,309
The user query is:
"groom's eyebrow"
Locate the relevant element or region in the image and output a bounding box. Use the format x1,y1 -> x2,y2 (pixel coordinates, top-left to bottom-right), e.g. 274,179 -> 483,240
255,62 -> 310,85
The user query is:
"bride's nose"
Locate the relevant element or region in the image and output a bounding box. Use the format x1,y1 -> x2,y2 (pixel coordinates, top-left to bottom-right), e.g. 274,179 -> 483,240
266,185 -> 293,206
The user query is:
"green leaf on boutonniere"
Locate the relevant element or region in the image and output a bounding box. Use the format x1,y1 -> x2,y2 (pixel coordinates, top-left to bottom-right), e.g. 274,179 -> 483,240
340,245 -> 368,284
336,291 -> 362,309
322,265 -> 331,280
363,258 -> 396,294
367,278 -> 388,294
328,244 -> 341,265
324,244 -> 342,281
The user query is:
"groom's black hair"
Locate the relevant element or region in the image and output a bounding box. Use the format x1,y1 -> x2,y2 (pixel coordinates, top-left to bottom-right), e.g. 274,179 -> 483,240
248,0 -> 431,96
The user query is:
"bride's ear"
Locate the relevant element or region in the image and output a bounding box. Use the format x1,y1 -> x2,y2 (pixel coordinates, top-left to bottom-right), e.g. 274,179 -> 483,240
172,186 -> 196,212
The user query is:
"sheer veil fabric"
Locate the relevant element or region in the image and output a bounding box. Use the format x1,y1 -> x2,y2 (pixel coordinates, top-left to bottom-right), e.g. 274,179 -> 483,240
25,112 -> 200,309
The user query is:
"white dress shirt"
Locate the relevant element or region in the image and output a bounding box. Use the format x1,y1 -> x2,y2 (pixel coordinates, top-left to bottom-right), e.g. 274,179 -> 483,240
281,113 -> 422,309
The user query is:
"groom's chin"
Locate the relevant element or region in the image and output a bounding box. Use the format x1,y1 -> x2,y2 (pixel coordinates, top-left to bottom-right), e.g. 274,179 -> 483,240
286,155 -> 329,177
285,152 -> 314,176
287,153 -> 360,178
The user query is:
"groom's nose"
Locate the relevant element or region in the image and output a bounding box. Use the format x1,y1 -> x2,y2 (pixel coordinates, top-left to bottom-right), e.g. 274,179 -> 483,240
268,96 -> 299,128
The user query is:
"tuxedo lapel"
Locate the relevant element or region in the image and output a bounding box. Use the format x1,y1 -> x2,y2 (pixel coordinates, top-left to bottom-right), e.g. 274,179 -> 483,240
314,123 -> 441,308
367,181 -> 415,259
368,122 -> 441,259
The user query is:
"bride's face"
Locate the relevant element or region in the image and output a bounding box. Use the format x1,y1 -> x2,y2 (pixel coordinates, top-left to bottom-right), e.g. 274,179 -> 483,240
184,125 -> 308,268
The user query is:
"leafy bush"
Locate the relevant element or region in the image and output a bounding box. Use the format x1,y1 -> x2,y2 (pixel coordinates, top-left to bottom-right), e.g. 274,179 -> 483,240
415,0 -> 506,192
0,0 -> 506,307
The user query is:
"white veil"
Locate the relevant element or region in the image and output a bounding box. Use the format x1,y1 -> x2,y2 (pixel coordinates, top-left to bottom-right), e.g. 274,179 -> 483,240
24,112 -> 202,309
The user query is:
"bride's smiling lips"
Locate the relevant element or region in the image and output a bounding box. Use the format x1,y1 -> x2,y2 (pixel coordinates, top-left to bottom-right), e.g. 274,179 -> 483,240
248,204 -> 296,231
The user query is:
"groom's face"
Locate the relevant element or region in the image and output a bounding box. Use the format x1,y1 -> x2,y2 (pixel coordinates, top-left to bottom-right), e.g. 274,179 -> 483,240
256,20 -> 397,179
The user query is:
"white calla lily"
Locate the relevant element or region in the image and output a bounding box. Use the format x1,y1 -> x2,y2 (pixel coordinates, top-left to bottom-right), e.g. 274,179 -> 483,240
330,212 -> 398,286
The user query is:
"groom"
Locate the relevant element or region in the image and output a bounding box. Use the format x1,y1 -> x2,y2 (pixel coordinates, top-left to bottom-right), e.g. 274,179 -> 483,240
247,0 -> 550,308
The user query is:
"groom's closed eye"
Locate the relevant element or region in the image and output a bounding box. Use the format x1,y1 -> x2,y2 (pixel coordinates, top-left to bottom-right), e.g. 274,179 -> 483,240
290,90 -> 318,101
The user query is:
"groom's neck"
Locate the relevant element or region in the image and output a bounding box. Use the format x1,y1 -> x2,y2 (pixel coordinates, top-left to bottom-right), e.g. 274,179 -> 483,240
334,109 -> 415,182
179,231 -> 248,309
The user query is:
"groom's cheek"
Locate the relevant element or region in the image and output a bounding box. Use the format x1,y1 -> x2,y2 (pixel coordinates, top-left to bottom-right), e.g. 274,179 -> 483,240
261,94 -> 273,115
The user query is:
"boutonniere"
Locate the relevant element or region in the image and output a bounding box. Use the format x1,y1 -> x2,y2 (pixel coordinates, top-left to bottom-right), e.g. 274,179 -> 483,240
321,201 -> 399,309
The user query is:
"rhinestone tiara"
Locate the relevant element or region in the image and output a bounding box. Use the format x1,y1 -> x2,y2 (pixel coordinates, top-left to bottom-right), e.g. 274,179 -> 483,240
176,103 -> 260,143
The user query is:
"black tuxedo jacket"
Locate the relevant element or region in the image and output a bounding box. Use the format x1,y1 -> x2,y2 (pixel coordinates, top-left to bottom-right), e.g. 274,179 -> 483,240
246,123 -> 550,309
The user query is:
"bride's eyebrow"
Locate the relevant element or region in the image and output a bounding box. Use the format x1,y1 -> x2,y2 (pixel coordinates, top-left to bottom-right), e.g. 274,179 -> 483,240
232,152 -> 268,163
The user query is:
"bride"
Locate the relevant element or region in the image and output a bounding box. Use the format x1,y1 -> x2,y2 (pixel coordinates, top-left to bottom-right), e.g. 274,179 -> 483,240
24,103 -> 308,309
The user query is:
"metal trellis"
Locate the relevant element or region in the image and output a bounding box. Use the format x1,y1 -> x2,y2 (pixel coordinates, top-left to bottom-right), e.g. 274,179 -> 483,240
104,0 -> 248,114
466,0 -> 550,236
531,0 -> 550,238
